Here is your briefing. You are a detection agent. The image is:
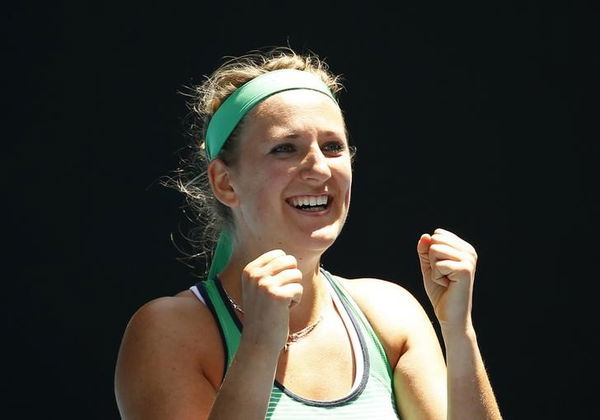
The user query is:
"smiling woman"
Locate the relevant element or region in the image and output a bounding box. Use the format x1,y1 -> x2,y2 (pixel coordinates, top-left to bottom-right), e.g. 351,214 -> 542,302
114,47 -> 502,420
216,87 -> 353,262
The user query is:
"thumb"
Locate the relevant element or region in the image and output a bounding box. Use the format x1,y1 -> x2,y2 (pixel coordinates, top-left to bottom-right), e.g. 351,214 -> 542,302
417,233 -> 433,277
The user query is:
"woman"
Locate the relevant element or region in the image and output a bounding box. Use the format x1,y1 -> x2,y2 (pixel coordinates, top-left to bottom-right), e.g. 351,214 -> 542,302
115,48 -> 502,419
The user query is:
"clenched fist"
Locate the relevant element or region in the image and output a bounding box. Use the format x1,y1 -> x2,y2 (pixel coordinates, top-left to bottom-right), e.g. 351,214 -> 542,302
240,250 -> 304,351
417,228 -> 478,327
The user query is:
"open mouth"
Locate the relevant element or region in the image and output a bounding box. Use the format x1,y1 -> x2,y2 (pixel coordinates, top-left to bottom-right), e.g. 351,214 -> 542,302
286,195 -> 332,212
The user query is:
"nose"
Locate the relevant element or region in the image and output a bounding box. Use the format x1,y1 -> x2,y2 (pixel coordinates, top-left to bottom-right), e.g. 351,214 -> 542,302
299,144 -> 332,183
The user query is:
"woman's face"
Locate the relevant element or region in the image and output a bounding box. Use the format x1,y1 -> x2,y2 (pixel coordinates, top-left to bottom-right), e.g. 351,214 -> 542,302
227,89 -> 353,256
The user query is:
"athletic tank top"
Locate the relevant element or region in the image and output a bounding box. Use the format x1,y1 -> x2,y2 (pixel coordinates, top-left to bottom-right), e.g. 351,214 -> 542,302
190,268 -> 401,419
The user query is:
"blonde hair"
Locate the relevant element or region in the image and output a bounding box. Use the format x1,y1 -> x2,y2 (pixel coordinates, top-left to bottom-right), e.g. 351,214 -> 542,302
166,47 -> 347,270
192,47 -> 344,154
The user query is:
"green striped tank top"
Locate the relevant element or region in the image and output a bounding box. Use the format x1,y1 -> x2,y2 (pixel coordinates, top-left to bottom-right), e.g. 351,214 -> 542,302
191,268 -> 401,419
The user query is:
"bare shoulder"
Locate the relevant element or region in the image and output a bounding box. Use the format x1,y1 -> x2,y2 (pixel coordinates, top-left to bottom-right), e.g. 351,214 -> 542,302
334,275 -> 429,321
115,290 -> 224,418
121,291 -> 219,352
116,290 -> 224,383
332,275 -> 434,366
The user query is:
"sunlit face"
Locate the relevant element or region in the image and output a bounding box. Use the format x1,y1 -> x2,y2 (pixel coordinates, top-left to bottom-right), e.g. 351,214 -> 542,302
227,89 -> 353,256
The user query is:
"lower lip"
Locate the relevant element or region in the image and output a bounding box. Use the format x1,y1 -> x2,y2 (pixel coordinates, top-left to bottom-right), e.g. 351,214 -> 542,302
286,199 -> 333,217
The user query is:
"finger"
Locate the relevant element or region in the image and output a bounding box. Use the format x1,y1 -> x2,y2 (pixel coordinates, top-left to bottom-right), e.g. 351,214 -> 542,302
417,233 -> 432,255
433,227 -> 459,237
431,271 -> 450,287
428,243 -> 463,262
431,229 -> 464,248
247,249 -> 287,269
270,268 -> 303,286
262,254 -> 298,275
434,259 -> 467,280
417,234 -> 433,276
432,229 -> 475,254
278,283 -> 304,308
431,254 -> 454,286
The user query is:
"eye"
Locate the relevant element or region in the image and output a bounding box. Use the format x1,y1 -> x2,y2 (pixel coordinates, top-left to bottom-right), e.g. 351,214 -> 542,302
322,141 -> 346,155
270,143 -> 296,154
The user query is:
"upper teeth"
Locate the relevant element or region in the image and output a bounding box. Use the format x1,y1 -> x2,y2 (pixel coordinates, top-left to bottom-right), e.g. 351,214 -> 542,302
290,195 -> 329,207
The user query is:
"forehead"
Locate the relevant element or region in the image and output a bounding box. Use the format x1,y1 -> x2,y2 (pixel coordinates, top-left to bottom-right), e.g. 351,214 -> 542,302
246,90 -> 346,137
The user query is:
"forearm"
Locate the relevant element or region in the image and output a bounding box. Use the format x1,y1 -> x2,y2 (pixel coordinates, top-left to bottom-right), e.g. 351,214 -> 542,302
209,338 -> 280,420
441,323 -> 502,420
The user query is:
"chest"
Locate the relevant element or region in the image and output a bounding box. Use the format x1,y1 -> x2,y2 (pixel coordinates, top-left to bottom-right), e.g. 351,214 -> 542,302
274,308 -> 356,401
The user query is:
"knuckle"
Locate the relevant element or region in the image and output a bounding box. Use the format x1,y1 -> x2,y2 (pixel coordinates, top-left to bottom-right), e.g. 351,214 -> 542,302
271,249 -> 286,257
464,242 -> 476,254
279,254 -> 297,267
429,244 -> 441,254
464,250 -> 477,264
257,275 -> 273,289
458,265 -> 471,275
242,267 -> 255,280
245,267 -> 266,283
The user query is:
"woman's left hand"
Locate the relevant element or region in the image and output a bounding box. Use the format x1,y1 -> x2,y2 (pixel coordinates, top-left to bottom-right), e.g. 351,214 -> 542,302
417,228 -> 478,327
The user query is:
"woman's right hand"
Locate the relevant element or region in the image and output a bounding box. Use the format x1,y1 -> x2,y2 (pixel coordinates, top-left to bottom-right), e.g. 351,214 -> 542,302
239,249 -> 304,352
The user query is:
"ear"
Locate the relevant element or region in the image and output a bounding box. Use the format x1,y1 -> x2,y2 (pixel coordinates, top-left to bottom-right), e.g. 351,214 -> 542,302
207,158 -> 239,208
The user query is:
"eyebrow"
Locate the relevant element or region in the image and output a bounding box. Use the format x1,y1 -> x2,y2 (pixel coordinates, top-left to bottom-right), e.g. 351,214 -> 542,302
268,129 -> 347,141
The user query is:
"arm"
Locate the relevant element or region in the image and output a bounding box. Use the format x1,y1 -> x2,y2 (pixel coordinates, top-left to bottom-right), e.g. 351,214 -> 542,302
208,339 -> 281,420
418,228 -> 502,420
441,322 -> 500,419
340,229 -> 501,419
114,297 -> 218,419
392,293 -> 448,419
114,297 -> 282,420
210,249 -> 304,419
340,278 -> 447,419
115,250 -> 302,419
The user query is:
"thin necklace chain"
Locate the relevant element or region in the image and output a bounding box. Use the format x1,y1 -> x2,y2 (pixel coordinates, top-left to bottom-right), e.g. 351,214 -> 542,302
223,289 -> 322,351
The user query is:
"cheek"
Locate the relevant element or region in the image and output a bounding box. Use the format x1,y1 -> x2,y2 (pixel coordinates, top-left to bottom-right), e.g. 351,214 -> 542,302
337,162 -> 353,193
338,164 -> 352,206
254,185 -> 272,213
245,167 -> 290,211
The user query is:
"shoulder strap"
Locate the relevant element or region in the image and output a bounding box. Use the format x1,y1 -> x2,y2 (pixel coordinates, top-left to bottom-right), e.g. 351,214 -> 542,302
197,278 -> 241,369
200,272 -> 395,389
323,271 -> 395,384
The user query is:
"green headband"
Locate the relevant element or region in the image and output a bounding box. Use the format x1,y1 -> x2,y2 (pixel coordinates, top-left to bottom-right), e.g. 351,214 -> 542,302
205,69 -> 338,280
205,68 -> 337,161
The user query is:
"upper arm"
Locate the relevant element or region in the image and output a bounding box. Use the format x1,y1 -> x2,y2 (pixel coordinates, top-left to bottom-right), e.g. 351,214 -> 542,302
391,291 -> 447,419
114,297 -> 218,420
341,278 -> 447,420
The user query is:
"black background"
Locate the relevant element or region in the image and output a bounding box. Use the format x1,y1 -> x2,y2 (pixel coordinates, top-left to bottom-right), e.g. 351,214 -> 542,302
5,1 -> 598,418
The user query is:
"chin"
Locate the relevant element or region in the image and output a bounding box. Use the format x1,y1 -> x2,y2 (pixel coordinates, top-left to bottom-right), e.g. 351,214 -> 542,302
305,224 -> 343,249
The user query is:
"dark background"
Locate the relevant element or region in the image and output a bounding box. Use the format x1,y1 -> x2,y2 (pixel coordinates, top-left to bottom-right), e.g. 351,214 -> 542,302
5,1 -> 598,418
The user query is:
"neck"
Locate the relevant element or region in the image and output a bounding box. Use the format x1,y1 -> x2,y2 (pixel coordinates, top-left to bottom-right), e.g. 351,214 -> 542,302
216,245 -> 329,332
